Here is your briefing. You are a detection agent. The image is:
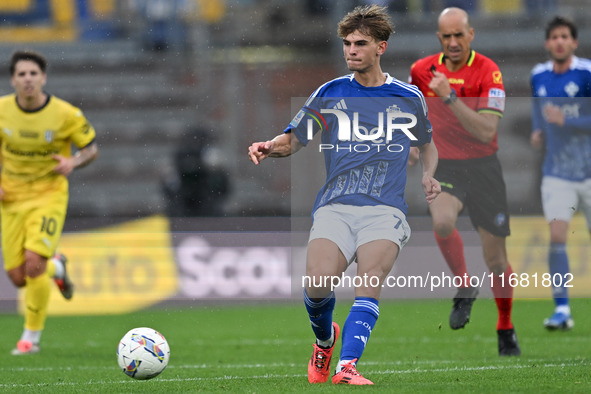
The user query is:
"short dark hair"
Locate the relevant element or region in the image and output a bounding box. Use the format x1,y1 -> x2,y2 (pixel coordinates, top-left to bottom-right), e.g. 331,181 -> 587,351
10,50 -> 47,76
337,5 -> 394,42
545,16 -> 577,40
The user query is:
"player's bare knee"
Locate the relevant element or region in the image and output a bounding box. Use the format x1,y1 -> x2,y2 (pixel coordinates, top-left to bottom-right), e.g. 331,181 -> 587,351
6,268 -> 26,287
8,275 -> 26,287
306,264 -> 340,280
24,251 -> 48,278
487,259 -> 508,276
433,221 -> 455,238
360,266 -> 388,283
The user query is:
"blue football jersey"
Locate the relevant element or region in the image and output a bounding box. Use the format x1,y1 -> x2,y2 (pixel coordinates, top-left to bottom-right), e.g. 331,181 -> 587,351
531,56 -> 591,181
285,73 -> 433,215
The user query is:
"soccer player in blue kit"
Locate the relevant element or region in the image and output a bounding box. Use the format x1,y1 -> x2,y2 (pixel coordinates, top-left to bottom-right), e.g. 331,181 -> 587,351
530,16 -> 591,331
248,5 -> 440,385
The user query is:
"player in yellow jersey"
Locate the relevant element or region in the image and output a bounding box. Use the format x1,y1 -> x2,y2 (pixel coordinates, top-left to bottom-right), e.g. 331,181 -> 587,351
0,50 -> 98,355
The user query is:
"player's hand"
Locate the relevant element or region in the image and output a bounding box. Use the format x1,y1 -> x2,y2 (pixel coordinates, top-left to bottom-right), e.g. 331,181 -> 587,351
0,186 -> 4,201
530,129 -> 544,149
543,103 -> 565,126
52,154 -> 76,176
248,140 -> 274,165
428,71 -> 452,98
422,175 -> 441,204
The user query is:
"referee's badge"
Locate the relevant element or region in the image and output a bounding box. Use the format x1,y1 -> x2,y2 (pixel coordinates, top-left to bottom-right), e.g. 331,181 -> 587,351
492,70 -> 503,84
45,130 -> 54,143
495,213 -> 506,227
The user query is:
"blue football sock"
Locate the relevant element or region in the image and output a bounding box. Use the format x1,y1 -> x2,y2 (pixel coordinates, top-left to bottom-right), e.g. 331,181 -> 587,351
340,297 -> 379,362
549,243 -> 570,307
304,290 -> 335,342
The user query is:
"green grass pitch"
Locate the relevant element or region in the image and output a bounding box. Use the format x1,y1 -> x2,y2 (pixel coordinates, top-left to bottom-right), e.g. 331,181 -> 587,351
1,298 -> 589,392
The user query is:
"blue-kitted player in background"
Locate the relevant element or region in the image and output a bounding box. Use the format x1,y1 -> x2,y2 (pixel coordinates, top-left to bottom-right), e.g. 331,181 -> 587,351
530,16 -> 591,331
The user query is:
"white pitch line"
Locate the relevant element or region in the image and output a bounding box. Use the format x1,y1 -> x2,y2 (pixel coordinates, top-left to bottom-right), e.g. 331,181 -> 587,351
0,356 -> 585,373
0,360 -> 588,389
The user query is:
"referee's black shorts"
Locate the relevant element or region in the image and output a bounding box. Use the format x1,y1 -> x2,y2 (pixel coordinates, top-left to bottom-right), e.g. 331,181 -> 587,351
435,153 -> 510,237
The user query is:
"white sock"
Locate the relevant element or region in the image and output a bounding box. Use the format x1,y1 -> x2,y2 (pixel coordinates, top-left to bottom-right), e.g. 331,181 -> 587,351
335,359 -> 355,374
316,326 -> 335,348
556,305 -> 571,316
51,256 -> 65,279
21,329 -> 42,345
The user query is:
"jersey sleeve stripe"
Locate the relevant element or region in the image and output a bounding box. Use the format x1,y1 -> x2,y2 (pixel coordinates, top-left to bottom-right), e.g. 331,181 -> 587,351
393,80 -> 428,117
478,108 -> 503,117
531,61 -> 553,76
304,74 -> 353,107
571,56 -> 591,72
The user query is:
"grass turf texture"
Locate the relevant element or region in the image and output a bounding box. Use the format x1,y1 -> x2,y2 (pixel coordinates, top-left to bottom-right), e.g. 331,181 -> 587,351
0,298 -> 589,392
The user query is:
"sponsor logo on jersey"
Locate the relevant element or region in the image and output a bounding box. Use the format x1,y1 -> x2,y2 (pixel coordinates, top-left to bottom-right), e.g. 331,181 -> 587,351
19,130 -> 38,139
5,144 -> 57,157
448,78 -> 465,84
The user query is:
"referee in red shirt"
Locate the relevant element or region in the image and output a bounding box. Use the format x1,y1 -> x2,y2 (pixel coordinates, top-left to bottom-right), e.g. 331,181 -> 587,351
409,7 -> 520,356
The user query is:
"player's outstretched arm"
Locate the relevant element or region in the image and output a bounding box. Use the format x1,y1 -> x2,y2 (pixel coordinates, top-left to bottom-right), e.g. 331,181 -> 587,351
248,132 -> 303,165
52,142 -> 98,176
418,142 -> 441,204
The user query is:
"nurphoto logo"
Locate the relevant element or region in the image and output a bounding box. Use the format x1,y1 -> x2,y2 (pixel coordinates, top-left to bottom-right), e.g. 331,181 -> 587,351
302,104 -> 418,153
